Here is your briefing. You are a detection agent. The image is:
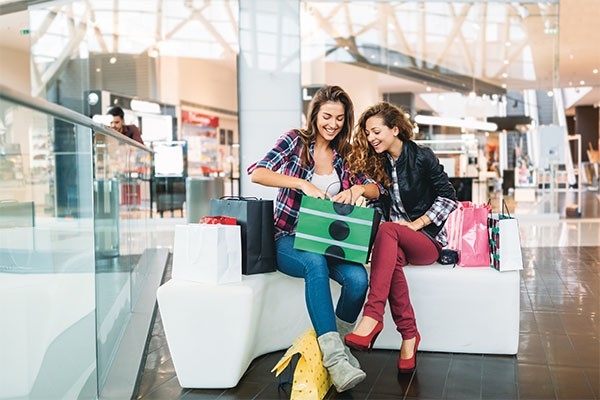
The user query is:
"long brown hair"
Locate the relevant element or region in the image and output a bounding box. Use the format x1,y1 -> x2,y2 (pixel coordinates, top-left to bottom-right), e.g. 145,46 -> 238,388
297,85 -> 354,166
349,102 -> 414,188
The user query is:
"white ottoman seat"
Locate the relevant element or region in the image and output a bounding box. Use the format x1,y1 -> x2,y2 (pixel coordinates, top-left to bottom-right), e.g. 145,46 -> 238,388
376,264 -> 520,355
156,272 -> 313,388
156,264 -> 519,389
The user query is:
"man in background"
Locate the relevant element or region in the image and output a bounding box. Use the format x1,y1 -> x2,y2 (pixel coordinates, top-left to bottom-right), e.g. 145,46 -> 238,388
107,106 -> 144,145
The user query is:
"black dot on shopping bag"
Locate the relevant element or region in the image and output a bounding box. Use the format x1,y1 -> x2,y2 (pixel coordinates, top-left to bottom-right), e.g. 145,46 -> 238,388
325,245 -> 345,259
332,202 -> 354,215
329,220 -> 350,240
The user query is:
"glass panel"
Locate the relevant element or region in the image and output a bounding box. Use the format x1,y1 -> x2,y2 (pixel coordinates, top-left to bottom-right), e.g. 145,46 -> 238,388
0,89 -> 154,398
3,0 -> 238,396
0,98 -> 98,399
92,131 -> 153,389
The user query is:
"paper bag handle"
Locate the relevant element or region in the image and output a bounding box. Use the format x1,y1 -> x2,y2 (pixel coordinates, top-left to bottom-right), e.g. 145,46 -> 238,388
303,181 -> 355,203
218,196 -> 259,201
501,199 -> 512,218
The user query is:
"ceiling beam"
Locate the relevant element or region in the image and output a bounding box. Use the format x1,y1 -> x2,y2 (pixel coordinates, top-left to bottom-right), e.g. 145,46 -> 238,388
329,40 -> 505,96
0,0 -> 52,15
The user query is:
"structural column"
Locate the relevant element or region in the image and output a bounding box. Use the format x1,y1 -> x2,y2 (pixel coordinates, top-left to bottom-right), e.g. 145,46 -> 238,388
238,0 -> 302,199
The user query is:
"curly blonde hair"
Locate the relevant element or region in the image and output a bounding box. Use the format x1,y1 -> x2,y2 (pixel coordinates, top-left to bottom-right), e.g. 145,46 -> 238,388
349,102 -> 415,188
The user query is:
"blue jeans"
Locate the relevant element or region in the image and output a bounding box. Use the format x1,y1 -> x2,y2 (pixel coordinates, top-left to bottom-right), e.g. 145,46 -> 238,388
276,235 -> 368,336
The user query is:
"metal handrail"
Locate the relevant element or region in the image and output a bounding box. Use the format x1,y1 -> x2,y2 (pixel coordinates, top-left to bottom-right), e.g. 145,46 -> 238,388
0,84 -> 151,152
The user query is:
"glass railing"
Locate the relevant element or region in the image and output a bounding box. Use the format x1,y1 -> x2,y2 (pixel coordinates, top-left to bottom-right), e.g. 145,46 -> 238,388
0,84 -> 155,399
92,133 -> 154,393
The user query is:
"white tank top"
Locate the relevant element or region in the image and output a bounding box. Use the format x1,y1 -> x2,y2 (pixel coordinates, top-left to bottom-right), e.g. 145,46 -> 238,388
311,170 -> 341,197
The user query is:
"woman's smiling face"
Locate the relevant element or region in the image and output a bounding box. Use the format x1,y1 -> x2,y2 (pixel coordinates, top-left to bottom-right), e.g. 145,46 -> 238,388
365,115 -> 398,154
316,101 -> 345,142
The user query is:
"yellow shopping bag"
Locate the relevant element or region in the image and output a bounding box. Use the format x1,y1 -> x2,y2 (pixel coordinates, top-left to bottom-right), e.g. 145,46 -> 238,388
272,329 -> 332,400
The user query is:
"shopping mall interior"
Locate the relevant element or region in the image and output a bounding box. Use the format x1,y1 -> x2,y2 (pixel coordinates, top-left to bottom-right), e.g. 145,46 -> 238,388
0,1 -> 599,399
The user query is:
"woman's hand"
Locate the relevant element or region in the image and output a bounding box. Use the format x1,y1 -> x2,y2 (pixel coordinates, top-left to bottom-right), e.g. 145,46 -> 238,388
395,216 -> 428,231
300,180 -> 331,200
251,169 -> 331,199
331,186 -> 364,204
395,219 -> 421,231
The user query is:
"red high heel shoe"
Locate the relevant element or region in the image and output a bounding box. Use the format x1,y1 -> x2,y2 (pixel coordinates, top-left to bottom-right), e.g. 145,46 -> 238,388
344,320 -> 384,351
398,332 -> 421,374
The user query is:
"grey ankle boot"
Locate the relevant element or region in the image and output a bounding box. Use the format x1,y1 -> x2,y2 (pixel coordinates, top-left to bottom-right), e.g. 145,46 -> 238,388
317,332 -> 366,392
335,316 -> 361,368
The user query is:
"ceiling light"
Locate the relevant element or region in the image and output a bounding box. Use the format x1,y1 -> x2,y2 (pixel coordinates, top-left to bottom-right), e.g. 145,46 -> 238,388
414,115 -> 498,132
87,92 -> 99,106
593,69 -> 598,74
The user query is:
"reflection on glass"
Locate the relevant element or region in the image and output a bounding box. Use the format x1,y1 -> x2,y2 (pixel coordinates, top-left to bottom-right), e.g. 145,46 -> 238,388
0,98 -> 97,399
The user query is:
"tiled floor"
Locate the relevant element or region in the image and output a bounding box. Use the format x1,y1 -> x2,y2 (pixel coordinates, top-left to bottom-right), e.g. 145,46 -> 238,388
135,191 -> 600,400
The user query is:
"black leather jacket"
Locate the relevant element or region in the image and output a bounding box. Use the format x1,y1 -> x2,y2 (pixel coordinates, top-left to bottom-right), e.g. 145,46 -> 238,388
373,140 -> 457,240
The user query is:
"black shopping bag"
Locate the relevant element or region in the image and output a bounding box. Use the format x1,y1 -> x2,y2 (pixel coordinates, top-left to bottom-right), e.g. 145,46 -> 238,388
209,196 -> 277,275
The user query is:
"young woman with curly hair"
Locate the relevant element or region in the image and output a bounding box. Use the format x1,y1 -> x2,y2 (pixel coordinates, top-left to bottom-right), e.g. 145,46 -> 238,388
344,102 -> 458,374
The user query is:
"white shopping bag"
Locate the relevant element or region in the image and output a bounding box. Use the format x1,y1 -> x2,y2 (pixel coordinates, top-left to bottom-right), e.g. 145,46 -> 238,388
172,224 -> 242,284
488,214 -> 523,272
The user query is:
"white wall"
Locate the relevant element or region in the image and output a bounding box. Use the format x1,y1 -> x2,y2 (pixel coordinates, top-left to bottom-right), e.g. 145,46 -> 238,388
156,56 -> 239,135
0,46 -> 31,95
0,46 -> 36,203
177,58 -> 238,113
325,62 -> 381,118
156,57 -> 180,106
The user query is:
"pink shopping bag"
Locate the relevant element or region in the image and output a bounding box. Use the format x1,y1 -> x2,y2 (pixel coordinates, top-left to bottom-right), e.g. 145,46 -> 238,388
445,201 -> 491,267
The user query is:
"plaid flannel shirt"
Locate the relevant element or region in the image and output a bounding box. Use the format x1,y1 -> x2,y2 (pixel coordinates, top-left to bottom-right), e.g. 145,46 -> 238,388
247,130 -> 381,240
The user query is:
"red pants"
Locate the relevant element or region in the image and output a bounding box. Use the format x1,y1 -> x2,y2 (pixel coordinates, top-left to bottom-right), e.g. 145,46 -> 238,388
363,222 -> 439,339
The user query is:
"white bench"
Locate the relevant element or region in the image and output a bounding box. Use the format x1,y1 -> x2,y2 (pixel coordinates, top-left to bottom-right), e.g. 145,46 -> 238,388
156,264 -> 520,389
